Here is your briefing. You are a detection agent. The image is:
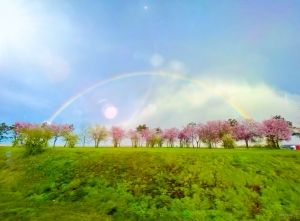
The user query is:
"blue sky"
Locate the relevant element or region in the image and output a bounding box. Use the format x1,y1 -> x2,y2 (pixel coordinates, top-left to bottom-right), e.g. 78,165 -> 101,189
1,0 -> 300,144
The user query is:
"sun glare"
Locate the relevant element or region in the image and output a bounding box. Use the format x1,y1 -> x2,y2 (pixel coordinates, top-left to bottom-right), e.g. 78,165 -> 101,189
0,0 -> 39,62
104,106 -> 117,119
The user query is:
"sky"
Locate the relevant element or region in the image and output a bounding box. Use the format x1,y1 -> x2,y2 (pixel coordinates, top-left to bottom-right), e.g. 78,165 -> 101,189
1,0 -> 300,145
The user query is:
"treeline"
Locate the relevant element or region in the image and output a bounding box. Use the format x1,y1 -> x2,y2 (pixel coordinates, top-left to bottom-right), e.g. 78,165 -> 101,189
1,115 -> 300,155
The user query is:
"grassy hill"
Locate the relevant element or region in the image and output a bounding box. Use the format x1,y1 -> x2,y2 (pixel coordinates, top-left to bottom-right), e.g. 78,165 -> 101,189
0,147 -> 299,221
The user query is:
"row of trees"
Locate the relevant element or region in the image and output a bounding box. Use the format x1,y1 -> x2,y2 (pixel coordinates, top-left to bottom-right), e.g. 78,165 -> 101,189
1,115 -> 299,152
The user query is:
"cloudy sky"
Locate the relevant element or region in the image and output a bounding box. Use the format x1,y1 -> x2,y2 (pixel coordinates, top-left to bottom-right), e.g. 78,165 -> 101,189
1,0 -> 300,144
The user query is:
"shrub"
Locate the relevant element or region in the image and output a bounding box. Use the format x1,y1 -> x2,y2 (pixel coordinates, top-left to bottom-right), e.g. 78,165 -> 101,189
63,133 -> 80,148
222,134 -> 237,149
22,128 -> 51,156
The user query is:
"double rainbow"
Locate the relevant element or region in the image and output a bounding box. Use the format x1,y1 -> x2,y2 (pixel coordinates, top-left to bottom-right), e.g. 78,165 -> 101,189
47,71 -> 250,122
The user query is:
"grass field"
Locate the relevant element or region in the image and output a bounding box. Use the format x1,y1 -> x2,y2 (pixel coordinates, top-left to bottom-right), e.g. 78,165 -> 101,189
0,146 -> 299,221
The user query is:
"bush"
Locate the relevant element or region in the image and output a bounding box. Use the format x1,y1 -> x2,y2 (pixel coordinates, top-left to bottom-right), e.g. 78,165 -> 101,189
22,128 -> 50,156
63,133 -> 80,148
222,134 -> 237,149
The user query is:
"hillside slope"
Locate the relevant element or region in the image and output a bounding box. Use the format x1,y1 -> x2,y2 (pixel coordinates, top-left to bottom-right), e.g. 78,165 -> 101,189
0,147 -> 299,221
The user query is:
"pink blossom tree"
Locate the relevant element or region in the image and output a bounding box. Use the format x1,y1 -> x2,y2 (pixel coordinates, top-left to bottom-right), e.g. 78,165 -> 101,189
12,122 -> 56,153
196,120 -> 232,148
110,126 -> 126,147
196,123 -> 216,148
162,127 -> 179,147
46,123 -> 74,147
140,128 -> 150,147
178,126 -> 192,147
126,129 -> 140,147
13,122 -> 43,146
262,117 -> 293,149
144,129 -> 160,147
194,124 -> 203,148
233,119 -> 262,149
178,129 -> 187,147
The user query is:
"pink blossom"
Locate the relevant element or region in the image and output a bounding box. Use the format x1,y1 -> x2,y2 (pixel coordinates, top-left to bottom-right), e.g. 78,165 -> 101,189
262,117 -> 293,148
110,126 -> 126,147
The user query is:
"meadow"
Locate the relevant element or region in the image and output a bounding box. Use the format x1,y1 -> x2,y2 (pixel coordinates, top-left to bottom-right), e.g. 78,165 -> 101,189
0,146 -> 299,221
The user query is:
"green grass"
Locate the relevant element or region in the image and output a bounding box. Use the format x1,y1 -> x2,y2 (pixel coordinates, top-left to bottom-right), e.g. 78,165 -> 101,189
0,147 -> 300,221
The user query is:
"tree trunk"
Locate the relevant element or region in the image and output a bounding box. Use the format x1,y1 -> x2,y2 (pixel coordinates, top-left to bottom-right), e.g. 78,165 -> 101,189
53,137 -> 58,147
245,139 -> 249,149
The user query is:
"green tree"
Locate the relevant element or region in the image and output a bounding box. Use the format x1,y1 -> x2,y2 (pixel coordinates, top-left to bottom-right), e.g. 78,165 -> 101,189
63,133 -> 79,148
0,123 -> 13,142
21,127 -> 51,156
136,124 -> 148,133
227,119 -> 238,127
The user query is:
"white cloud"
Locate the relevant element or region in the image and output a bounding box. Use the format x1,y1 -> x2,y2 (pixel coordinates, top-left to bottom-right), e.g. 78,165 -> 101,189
168,60 -> 187,74
122,77 -> 300,131
150,54 -> 164,67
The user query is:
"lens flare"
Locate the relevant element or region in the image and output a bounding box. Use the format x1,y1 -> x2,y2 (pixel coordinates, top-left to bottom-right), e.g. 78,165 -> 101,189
104,106 -> 117,119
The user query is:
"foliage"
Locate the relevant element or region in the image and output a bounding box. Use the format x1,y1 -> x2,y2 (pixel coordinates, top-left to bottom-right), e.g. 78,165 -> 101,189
262,117 -> 293,149
197,120 -> 231,148
144,129 -> 160,147
21,127 -> 52,156
162,127 -> 179,147
13,122 -> 73,148
5,114 -> 299,149
136,124 -> 148,133
62,133 -> 80,148
126,129 -> 140,147
110,126 -> 125,147
233,119 -> 262,149
227,118 -> 238,127
88,124 -> 109,147
0,122 -> 14,142
222,134 -> 237,149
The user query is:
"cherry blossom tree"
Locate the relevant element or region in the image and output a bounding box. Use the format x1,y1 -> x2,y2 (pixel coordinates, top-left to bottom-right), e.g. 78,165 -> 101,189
155,127 -> 164,147
110,126 -> 126,147
13,122 -> 41,146
178,129 -> 187,148
196,120 -> 232,148
196,123 -> 216,148
126,129 -> 140,147
178,126 -> 192,147
162,127 -> 179,147
140,128 -> 150,147
233,119 -> 262,149
262,117 -> 293,149
193,124 -> 202,148
45,123 -> 74,147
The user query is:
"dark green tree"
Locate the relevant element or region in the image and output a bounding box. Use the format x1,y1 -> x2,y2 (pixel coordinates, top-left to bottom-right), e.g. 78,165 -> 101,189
136,124 -> 148,133
0,123 -> 14,143
227,119 -> 238,127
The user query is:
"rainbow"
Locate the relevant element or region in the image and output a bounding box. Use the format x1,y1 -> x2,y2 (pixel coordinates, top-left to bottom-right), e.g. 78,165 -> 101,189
47,71 -> 250,122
